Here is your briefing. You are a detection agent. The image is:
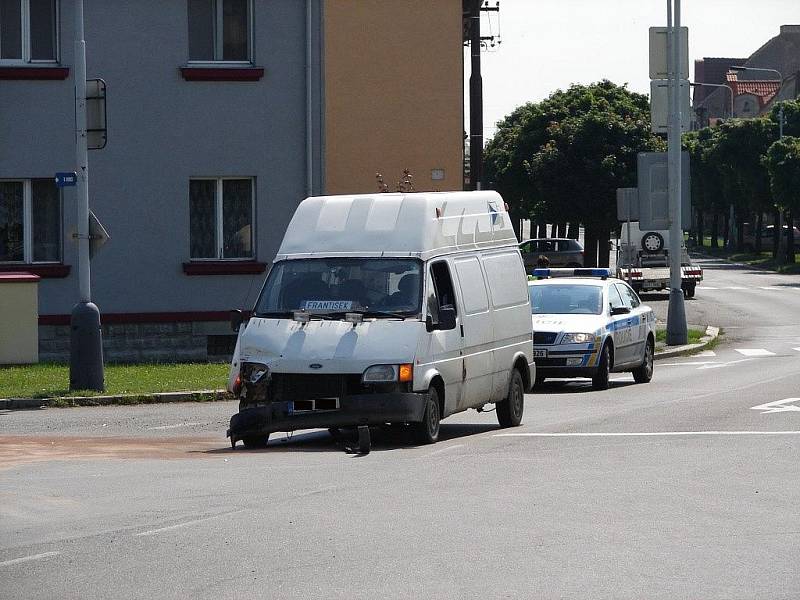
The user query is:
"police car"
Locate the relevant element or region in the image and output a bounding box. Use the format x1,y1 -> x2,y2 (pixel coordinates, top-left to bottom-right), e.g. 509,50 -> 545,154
529,268 -> 656,390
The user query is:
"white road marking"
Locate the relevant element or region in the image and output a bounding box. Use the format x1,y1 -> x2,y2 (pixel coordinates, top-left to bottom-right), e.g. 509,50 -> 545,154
698,358 -> 754,370
758,286 -> 781,290
793,348 -> 800,352
426,444 -> 465,457
659,361 -> 717,367
135,510 -> 246,537
146,422 -> 205,430
0,551 -> 61,567
735,349 -> 776,357
701,286 -> 719,290
495,431 -> 800,438
722,286 -> 747,290
696,350 -> 717,357
750,398 -> 800,414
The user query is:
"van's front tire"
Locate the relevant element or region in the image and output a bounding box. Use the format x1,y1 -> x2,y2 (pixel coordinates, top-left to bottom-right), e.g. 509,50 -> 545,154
411,387 -> 441,444
242,434 -> 269,449
497,369 -> 524,428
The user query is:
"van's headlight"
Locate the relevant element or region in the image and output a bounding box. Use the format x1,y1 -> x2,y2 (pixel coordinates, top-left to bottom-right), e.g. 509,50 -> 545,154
245,364 -> 269,383
362,364 -> 413,383
561,333 -> 594,344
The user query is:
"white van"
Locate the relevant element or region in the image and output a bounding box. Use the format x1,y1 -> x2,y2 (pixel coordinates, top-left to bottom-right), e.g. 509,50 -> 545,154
226,191 -> 535,448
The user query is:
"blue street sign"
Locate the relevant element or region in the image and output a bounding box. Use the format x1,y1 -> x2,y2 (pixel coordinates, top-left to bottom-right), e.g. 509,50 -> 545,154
55,172 -> 77,187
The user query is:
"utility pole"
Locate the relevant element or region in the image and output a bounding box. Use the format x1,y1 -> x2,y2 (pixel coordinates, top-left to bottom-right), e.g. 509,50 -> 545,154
666,0 -> 688,345
465,0 -> 500,191
69,0 -> 105,391
468,0 -> 483,191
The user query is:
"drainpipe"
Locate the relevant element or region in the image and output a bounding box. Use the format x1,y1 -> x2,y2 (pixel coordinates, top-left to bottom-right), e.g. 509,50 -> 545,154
306,0 -> 314,197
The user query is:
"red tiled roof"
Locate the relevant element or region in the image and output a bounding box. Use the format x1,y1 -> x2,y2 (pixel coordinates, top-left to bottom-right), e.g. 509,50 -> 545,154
725,72 -> 781,106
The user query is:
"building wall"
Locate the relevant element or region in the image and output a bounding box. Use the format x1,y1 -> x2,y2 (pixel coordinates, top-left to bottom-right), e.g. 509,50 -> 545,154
323,0 -> 463,195
1,0 -> 323,322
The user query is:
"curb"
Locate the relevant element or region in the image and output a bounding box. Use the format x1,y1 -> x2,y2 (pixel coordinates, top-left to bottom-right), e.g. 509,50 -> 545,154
654,325 -> 720,361
0,389 -> 233,410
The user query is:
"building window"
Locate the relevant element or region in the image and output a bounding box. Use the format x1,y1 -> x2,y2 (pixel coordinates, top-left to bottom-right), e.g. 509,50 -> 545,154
0,0 -> 57,63
0,179 -> 61,263
189,178 -> 254,260
188,0 -> 251,62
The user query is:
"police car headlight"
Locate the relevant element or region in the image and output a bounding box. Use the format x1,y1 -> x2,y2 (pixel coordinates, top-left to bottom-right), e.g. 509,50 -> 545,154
561,333 -> 594,344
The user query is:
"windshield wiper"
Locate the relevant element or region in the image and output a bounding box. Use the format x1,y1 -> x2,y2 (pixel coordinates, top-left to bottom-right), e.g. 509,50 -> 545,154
255,310 -> 334,320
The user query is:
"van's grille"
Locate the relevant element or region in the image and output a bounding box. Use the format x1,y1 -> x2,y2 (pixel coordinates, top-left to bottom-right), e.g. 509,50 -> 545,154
271,373 -> 364,401
534,332 -> 558,345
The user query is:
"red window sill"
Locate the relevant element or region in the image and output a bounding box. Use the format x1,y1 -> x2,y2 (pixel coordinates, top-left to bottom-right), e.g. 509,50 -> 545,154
0,66 -> 69,80
0,264 -> 71,278
183,261 -> 266,275
180,66 -> 264,81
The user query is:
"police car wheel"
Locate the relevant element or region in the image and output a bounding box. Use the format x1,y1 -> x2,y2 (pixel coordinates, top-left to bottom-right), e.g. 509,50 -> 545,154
497,369 -> 524,427
242,434 -> 269,449
633,338 -> 654,384
591,345 -> 611,391
412,387 -> 441,444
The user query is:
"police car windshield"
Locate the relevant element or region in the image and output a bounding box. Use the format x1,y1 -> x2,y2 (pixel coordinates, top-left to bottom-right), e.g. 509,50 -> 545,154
255,258 -> 422,317
529,284 -> 604,315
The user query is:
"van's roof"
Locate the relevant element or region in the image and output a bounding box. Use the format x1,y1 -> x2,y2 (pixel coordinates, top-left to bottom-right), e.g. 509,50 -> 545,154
276,191 -> 518,261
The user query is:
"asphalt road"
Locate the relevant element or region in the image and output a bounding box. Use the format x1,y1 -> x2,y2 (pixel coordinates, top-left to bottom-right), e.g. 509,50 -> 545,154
2,256 -> 800,599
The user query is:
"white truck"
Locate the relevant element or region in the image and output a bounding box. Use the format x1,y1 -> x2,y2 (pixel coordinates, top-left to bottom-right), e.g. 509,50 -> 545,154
615,221 -> 703,298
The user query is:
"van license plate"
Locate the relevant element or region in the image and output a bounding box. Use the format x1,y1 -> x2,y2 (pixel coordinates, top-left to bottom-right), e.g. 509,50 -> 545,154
533,349 -> 548,358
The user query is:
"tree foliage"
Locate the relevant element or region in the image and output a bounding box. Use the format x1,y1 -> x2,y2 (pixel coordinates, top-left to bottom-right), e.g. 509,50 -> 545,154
763,136 -> 800,213
484,80 -> 664,233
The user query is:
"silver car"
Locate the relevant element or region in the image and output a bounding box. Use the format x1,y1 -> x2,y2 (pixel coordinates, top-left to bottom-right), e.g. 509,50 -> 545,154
519,238 -> 584,270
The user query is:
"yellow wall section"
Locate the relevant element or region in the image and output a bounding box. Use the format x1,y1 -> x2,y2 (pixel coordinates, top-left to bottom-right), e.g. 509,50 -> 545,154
0,281 -> 39,364
324,0 -> 463,195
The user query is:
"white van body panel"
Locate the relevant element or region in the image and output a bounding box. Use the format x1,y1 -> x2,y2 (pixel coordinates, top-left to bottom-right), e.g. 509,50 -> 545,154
238,318 -> 422,375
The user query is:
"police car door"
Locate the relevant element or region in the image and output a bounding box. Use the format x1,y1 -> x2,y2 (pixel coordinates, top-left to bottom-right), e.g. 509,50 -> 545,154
616,282 -> 646,362
607,284 -> 634,366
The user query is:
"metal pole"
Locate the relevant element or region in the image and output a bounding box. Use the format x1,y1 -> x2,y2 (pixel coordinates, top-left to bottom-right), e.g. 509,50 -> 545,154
468,0 -> 483,191
666,0 -> 688,345
69,0 -> 105,391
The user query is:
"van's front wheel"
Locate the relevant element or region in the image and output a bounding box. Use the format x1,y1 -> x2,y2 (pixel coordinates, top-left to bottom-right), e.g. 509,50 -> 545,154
411,387 -> 441,444
497,369 -> 524,427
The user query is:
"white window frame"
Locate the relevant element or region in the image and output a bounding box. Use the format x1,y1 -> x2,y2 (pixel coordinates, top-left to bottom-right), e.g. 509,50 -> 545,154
0,0 -> 59,65
189,176 -> 255,261
0,178 -> 62,264
187,0 -> 253,65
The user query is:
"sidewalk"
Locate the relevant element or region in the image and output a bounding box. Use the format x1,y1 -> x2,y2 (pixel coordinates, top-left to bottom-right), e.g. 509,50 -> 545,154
654,325 -> 719,361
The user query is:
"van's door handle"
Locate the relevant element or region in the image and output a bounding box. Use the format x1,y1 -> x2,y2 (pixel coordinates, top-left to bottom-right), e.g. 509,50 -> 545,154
460,324 -> 465,338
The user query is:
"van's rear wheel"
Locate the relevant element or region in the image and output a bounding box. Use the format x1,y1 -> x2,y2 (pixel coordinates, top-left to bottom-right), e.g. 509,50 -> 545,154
411,387 -> 441,444
497,369 -> 524,427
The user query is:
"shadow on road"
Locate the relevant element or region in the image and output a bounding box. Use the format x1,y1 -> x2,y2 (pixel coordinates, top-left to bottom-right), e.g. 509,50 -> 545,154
533,379 -> 638,394
201,421 -> 500,455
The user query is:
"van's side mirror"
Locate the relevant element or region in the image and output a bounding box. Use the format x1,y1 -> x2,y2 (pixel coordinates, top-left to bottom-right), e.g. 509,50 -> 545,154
230,309 -> 244,332
438,305 -> 457,331
610,306 -> 630,316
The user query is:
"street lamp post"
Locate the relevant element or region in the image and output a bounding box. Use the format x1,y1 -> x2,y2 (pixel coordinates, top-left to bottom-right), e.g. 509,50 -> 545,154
690,82 -> 734,120
69,0 -> 105,391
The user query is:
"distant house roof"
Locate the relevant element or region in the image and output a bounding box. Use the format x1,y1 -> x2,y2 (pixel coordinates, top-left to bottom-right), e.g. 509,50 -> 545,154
693,57 -> 747,105
726,72 -> 781,109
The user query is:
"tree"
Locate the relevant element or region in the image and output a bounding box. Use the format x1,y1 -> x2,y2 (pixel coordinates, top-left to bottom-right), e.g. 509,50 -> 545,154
485,81 -> 664,266
763,136 -> 800,263
708,117 -> 777,252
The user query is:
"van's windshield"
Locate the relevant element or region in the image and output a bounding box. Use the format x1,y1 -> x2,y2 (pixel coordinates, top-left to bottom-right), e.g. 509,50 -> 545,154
254,258 -> 423,318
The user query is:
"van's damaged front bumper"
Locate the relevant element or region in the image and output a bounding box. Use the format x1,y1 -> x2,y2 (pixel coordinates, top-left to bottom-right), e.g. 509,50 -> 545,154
227,392 -> 428,441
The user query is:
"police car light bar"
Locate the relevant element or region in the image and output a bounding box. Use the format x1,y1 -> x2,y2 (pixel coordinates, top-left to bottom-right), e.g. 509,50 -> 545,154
532,268 -> 613,279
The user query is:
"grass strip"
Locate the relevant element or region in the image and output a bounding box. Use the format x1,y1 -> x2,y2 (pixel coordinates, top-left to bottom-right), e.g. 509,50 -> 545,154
0,362 -> 230,399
